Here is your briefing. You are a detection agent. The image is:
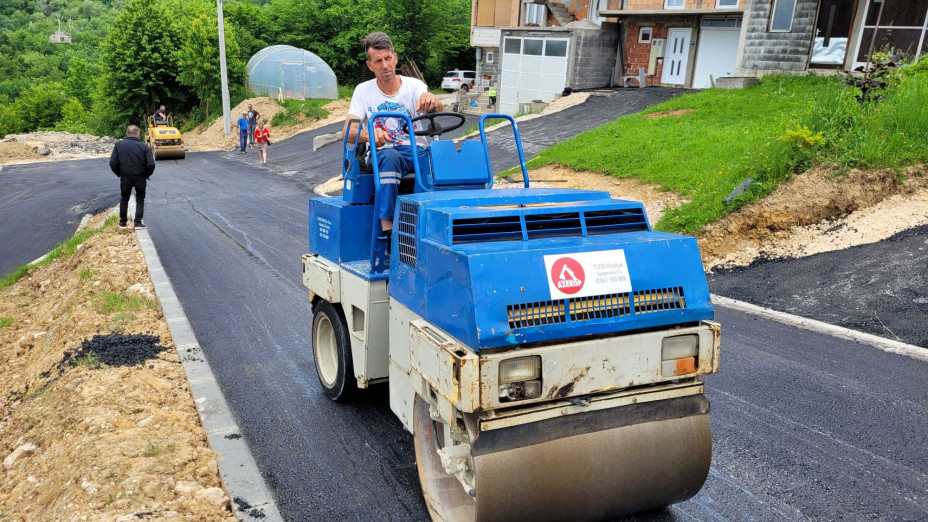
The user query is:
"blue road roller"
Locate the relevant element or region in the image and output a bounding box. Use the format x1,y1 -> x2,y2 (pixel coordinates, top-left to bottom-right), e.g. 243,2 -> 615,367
301,112 -> 721,520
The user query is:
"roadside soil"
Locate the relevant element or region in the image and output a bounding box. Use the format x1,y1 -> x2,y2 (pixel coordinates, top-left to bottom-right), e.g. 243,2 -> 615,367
2,95 -> 926,520
0,213 -> 235,521
526,163 -> 928,270
183,97 -> 349,152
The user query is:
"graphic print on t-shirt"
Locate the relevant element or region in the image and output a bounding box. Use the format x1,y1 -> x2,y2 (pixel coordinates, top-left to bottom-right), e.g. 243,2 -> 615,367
373,101 -> 413,145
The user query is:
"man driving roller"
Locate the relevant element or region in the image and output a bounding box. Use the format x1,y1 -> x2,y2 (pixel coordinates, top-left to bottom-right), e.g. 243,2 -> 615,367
343,32 -> 442,236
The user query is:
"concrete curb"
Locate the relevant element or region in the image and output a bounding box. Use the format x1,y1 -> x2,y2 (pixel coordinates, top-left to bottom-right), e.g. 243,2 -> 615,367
712,294 -> 928,362
135,224 -> 283,521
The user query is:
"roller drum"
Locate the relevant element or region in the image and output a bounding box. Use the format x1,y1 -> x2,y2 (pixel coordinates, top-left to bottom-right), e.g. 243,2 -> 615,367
153,147 -> 185,160
415,395 -> 712,521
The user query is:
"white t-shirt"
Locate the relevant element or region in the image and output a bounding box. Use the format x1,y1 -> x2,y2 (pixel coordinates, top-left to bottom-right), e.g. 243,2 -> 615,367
348,76 -> 429,148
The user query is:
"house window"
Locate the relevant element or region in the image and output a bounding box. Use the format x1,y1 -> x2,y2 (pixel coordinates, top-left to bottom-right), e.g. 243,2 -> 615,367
639,27 -> 653,43
716,0 -> 738,7
523,39 -> 544,56
665,0 -> 685,9
545,40 -> 568,57
486,51 -> 495,64
770,0 -> 797,32
525,3 -> 545,26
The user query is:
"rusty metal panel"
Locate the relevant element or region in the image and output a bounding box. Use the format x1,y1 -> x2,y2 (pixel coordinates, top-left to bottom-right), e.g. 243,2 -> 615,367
301,254 -> 340,303
409,320 -> 480,413
479,321 -> 719,409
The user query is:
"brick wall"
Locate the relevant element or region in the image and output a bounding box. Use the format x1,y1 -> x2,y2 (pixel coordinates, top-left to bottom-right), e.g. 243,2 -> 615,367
624,21 -> 668,83
563,0 -> 620,21
740,0 -> 818,73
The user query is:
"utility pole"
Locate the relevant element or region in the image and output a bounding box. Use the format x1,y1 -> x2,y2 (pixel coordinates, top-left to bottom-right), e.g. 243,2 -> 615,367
217,0 -> 231,136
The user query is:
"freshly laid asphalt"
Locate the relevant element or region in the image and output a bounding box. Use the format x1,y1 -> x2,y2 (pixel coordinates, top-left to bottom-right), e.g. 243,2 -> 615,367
0,88 -> 925,520
708,224 -> 928,348
0,159 -> 117,277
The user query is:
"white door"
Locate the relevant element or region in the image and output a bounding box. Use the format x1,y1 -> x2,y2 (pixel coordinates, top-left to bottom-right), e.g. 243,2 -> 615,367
662,28 -> 692,85
499,37 -> 569,115
692,21 -> 741,88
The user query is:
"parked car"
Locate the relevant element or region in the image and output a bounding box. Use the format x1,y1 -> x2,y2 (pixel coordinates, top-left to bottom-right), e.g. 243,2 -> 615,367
441,70 -> 476,92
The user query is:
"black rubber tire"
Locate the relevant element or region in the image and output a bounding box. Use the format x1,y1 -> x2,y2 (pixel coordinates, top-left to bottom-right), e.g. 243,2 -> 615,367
461,84 -> 470,93
311,300 -> 356,401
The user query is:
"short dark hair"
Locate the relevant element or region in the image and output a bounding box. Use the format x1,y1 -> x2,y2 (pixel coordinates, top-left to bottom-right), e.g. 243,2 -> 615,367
364,32 -> 394,60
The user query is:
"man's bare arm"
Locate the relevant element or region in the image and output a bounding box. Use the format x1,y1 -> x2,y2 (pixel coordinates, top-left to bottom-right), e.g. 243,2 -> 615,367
343,115 -> 392,147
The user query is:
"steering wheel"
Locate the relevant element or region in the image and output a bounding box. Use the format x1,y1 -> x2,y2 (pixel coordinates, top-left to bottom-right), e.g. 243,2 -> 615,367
406,112 -> 466,138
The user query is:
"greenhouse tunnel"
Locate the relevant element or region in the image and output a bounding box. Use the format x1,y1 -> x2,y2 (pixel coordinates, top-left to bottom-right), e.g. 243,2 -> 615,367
247,45 -> 338,100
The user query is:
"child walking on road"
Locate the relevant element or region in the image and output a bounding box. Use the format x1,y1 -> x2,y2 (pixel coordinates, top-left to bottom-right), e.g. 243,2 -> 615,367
255,121 -> 270,165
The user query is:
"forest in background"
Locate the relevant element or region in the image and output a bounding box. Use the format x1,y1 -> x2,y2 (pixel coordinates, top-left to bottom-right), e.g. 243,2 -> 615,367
0,0 -> 474,137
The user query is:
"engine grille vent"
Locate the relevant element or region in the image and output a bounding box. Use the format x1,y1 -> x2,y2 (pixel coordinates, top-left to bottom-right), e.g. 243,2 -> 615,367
506,287 -> 685,329
452,208 -> 648,244
633,287 -> 686,313
397,202 -> 418,267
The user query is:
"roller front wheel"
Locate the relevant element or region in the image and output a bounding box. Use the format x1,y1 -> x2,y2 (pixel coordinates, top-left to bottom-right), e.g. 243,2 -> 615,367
311,300 -> 356,401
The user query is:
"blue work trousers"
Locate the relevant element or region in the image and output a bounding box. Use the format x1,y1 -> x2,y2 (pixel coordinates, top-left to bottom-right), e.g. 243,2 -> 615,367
239,129 -> 248,152
376,145 -> 426,221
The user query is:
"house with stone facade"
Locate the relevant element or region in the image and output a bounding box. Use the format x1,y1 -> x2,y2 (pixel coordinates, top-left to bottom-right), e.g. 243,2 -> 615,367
737,1 -> 928,77
471,0 -> 928,114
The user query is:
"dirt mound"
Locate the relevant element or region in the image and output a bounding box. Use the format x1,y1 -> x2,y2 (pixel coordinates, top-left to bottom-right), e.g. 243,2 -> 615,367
700,164 -> 928,269
0,142 -> 42,164
643,109 -> 695,119
508,164 -> 683,226
532,163 -> 928,270
0,215 -> 234,521
183,97 -> 350,152
0,132 -> 117,164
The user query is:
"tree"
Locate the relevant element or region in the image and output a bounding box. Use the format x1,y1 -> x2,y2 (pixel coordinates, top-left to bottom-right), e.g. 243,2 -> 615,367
55,97 -> 91,134
10,82 -> 67,132
224,1 -> 270,61
101,0 -> 185,126
176,12 -> 246,118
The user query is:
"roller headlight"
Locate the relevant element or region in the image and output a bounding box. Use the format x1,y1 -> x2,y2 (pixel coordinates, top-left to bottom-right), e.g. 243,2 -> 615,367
498,356 -> 542,402
499,356 -> 541,383
661,334 -> 698,376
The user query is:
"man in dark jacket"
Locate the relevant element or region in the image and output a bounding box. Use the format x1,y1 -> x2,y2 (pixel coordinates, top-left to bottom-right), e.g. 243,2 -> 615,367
109,125 -> 155,229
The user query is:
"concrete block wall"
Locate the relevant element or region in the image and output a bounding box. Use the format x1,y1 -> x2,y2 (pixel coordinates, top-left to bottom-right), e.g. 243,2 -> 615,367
740,0 -> 817,73
476,46 -> 501,90
570,27 -> 620,88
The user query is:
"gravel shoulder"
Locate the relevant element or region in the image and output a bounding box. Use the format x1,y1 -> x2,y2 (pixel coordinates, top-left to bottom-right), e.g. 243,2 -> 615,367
0,213 -> 235,520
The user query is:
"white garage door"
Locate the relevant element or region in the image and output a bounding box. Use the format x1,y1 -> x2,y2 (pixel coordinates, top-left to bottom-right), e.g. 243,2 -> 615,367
692,19 -> 742,89
499,37 -> 569,115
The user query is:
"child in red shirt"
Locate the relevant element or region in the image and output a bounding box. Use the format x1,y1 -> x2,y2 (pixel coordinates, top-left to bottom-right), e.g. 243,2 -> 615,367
254,121 -> 270,165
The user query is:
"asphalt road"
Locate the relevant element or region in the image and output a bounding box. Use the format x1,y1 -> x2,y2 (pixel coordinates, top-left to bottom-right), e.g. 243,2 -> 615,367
0,159 -> 117,277
140,154 -> 926,521
708,225 -> 928,348
1,89 -> 925,520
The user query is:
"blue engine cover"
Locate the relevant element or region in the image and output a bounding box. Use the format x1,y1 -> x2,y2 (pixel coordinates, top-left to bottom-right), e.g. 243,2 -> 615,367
388,188 -> 714,351
309,197 -> 374,263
